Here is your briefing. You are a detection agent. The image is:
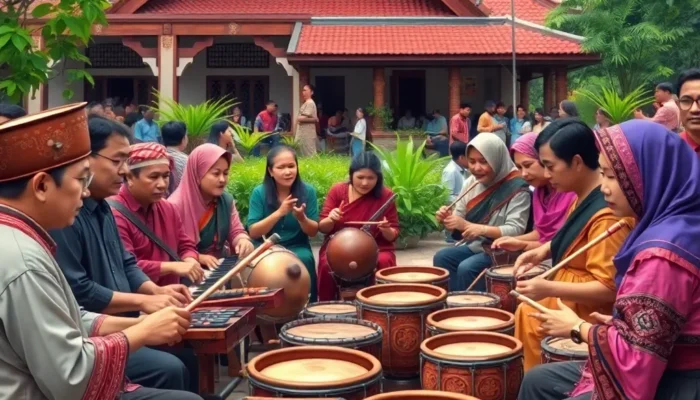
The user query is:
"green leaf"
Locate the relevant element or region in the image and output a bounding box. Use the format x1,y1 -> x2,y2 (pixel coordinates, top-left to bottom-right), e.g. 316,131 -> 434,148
31,3 -> 54,18
62,89 -> 74,99
11,35 -> 27,51
0,26 -> 15,36
0,34 -> 12,49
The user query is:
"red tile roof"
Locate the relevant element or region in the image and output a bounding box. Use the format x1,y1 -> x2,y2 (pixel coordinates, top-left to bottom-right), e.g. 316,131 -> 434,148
481,0 -> 555,25
136,0 -> 455,16
293,23 -> 582,56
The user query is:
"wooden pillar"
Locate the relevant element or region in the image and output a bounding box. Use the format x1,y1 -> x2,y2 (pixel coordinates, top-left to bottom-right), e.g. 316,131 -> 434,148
158,34 -> 178,108
298,65 -> 310,104
519,70 -> 531,109
448,67 -> 461,118
555,67 -> 568,105
372,67 -> 385,131
27,36 -> 46,114
543,69 -> 555,113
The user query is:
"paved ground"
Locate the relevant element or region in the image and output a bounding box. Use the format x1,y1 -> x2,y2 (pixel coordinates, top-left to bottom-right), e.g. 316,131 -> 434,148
212,235 -> 448,399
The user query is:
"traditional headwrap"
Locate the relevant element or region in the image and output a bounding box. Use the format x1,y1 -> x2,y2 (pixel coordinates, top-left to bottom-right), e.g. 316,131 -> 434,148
509,132 -> 538,159
127,142 -> 172,170
596,120 -> 700,286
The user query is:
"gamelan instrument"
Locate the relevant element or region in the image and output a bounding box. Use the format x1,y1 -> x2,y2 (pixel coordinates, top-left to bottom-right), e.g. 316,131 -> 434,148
420,331 -> 524,400
446,291 -> 501,309
355,283 -> 446,378
426,307 -> 515,336
375,266 -> 449,290
486,264 -> 547,312
326,227 -> 379,282
246,346 -> 382,399
280,317 -> 383,362
361,192 -> 398,232
193,287 -> 284,310
366,391 -> 479,400
301,301 -> 358,319
541,336 -> 589,364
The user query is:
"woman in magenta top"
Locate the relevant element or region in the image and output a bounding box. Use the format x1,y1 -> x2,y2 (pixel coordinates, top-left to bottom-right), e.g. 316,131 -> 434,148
317,151 -> 400,301
519,120 -> 700,400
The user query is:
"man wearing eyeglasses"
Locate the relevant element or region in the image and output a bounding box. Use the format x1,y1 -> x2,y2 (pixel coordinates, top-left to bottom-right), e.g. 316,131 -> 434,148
678,68 -> 700,155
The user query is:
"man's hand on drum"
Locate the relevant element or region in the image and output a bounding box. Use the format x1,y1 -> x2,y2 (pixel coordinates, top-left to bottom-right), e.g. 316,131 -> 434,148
328,200 -> 345,222
235,237 -> 255,258
492,237 -> 527,252
277,194 -> 298,216
513,246 -> 548,276
198,254 -> 221,269
515,276 -> 551,301
435,206 -> 451,223
443,215 -> 466,231
531,298 -> 582,338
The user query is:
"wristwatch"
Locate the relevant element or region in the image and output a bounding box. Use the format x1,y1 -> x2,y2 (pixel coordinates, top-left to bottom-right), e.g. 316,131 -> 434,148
570,319 -> 586,344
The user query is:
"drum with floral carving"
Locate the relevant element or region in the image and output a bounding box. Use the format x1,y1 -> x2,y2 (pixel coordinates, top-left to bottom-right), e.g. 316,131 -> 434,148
485,265 -> 546,313
541,336 -> 589,364
375,266 -> 450,291
356,283 -> 447,378
426,307 -> 515,336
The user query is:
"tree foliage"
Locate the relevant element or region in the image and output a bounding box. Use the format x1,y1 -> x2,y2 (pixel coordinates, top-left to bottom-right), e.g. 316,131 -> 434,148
0,0 -> 109,103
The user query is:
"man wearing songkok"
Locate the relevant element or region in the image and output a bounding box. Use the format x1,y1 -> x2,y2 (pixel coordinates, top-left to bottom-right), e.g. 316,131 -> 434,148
51,115 -> 196,392
110,142 -> 205,287
0,102 -> 202,400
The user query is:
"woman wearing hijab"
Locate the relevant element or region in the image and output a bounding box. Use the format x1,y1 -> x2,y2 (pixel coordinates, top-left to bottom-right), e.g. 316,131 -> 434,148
493,133 -> 576,253
512,119 -> 633,371
519,120 -> 700,400
433,134 -> 531,292
168,143 -> 255,268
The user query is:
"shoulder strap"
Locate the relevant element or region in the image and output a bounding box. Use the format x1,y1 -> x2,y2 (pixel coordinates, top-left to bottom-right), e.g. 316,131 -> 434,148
106,199 -> 182,262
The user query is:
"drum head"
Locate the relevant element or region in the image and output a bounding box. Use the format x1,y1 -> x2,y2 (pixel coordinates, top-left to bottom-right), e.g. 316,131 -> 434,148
356,283 -> 447,307
306,302 -> 356,315
420,331 -> 522,362
446,291 -> 500,308
490,265 -> 545,277
369,291 -> 436,304
388,272 -> 440,281
261,358 -> 369,382
281,317 -> 382,346
366,390 -> 479,400
287,323 -> 377,339
427,307 -> 514,333
376,266 -> 449,284
543,337 -> 588,355
433,342 -> 512,358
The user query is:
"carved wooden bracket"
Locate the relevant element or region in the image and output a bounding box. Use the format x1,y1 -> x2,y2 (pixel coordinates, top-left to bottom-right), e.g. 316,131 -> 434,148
253,36 -> 286,58
122,37 -> 157,58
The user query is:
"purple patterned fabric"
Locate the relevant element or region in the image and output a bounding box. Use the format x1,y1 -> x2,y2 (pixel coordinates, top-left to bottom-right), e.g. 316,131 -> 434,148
595,120 -> 700,287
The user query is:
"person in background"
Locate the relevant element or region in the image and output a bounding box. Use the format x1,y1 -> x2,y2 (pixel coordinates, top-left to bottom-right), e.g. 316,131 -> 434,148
161,121 -> 189,196
350,107 -> 369,157
549,106 -> 560,121
231,106 -> 249,129
477,100 -> 507,143
426,109 -> 449,156
678,68 -> 700,155
124,112 -> 143,128
295,84 -> 319,156
317,103 -> 329,150
532,108 -> 550,134
252,100 -> 281,157
0,103 -> 26,124
635,82 -> 681,132
133,109 -> 161,143
207,121 -> 244,163
398,110 -> 417,130
510,104 -> 532,143
87,101 -> 105,117
493,102 -> 509,144
341,108 -> 353,131
449,102 -> 471,145
104,104 -> 117,120
442,140 -> 469,203
558,100 -> 579,119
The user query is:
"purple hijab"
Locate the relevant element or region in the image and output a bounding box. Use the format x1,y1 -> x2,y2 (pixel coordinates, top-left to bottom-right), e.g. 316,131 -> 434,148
596,120 -> 700,287
511,133 -> 576,242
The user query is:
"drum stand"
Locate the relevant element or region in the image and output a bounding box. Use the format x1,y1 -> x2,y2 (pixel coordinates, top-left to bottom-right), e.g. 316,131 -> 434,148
331,271 -> 373,301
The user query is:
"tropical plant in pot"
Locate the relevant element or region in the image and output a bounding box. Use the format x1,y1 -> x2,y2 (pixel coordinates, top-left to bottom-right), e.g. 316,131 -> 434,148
370,134 -> 449,249
575,85 -> 654,124
231,124 -> 273,156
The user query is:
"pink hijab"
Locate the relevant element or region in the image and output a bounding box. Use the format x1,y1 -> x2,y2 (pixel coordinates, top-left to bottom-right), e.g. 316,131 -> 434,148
168,143 -> 232,242
511,133 -> 576,242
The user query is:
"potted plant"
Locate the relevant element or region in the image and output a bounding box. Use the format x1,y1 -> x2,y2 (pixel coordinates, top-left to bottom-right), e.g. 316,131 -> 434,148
575,85 -> 654,124
231,124 -> 272,156
366,102 -> 394,132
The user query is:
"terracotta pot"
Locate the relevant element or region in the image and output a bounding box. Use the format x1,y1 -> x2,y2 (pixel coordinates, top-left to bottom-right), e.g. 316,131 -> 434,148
485,264 -> 547,313
446,291 -> 501,309
375,266 -> 449,290
426,307 -> 515,336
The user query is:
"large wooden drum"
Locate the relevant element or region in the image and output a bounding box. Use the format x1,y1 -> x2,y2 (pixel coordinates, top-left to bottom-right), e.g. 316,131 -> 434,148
446,291 -> 501,309
485,265 -> 546,313
420,332 -> 523,400
247,346 -> 382,399
301,301 -> 357,319
356,283 -> 447,378
366,390 -> 479,399
541,337 -> 589,364
326,228 -> 379,282
427,307 -> 515,336
280,317 -> 383,362
375,266 -> 450,290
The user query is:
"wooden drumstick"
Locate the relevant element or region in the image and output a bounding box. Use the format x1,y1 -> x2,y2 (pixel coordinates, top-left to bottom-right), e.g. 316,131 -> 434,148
465,268 -> 488,291
345,221 -> 384,225
446,180 -> 479,211
186,234 -> 281,311
538,220 -> 629,281
509,290 -> 552,314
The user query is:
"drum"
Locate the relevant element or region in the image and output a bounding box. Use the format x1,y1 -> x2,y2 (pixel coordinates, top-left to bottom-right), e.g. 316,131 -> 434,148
426,307 -> 515,336
326,228 -> 379,282
247,346 -> 382,399
356,283 -> 447,378
280,317 -> 383,362
301,301 -> 357,319
375,266 -> 450,290
233,245 -> 311,320
446,291 -> 501,309
541,337 -> 589,364
366,391 -> 479,400
485,264 -> 546,313
420,331 -> 523,400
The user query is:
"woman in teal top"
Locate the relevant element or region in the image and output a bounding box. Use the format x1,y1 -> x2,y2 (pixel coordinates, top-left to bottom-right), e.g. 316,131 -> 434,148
247,145 -> 320,302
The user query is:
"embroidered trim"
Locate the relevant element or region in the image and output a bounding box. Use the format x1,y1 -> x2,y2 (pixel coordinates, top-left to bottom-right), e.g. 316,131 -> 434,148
676,335 -> 700,345
82,333 -> 129,400
590,324 -> 626,400
0,208 -> 57,254
595,126 -> 644,217
90,315 -> 107,337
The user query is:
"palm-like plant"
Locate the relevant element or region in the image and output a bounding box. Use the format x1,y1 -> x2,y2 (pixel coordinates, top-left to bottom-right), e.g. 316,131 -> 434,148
280,135 -> 300,150
575,85 -> 654,124
151,90 -> 239,137
231,124 -> 272,155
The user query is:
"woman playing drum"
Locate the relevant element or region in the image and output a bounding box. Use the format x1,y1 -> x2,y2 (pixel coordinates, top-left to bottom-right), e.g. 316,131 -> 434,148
433,134 -> 531,292
246,145 -> 320,302
492,133 -> 576,253
512,119 -> 633,371
519,120 -> 700,400
317,151 -> 399,301
168,143 -> 255,263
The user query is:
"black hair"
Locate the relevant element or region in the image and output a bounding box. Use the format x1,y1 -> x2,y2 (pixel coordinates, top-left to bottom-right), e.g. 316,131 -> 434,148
123,112 -> 142,128
449,140 -> 467,161
432,109 -> 441,114
0,166 -> 66,199
138,105 -> 149,114
597,107 -> 612,120
357,107 -> 372,142
263,145 -> 306,210
304,84 -> 315,93
534,107 -> 545,118
0,104 -> 26,120
161,121 -> 187,147
559,100 -> 579,117
484,100 -> 496,108
677,69 -> 700,95
208,121 -> 230,145
656,82 -> 674,94
349,151 -> 384,198
266,100 -> 276,106
87,101 -> 101,110
495,102 -> 506,110
460,102 -> 471,109
534,118 -> 599,169
88,115 -> 132,153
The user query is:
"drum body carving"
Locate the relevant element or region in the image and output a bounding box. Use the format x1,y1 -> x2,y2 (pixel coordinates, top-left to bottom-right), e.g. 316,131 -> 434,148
427,307 -> 515,336
366,390 -> 479,400
421,332 -> 523,400
280,317 -> 383,362
485,265 -> 546,313
356,284 -> 446,378
247,346 -> 382,399
541,337 -> 589,364
446,291 -> 501,309
326,228 -> 378,281
301,301 -> 357,319
375,266 -> 450,291
234,245 -> 310,320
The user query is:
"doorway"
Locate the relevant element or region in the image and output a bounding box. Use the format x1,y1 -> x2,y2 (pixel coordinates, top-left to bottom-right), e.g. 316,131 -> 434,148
391,70 -> 426,125
84,76 -> 157,106
207,76 -> 269,122
315,76 -> 345,117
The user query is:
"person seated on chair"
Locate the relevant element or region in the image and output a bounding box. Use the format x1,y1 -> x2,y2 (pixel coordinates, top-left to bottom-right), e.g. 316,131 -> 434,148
252,100 -> 281,157
398,110 -> 417,130
425,109 -> 449,157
